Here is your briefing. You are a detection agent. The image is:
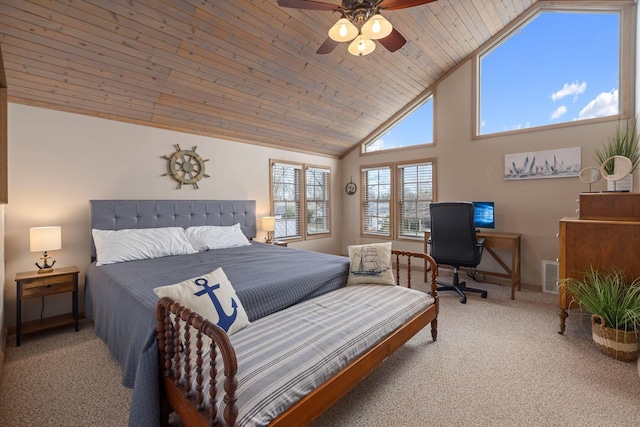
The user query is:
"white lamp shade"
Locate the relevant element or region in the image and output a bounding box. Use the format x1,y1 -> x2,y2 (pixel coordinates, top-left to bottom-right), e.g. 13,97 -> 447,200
328,18 -> 358,42
261,216 -> 276,232
361,14 -> 393,40
348,35 -> 376,56
30,226 -> 62,252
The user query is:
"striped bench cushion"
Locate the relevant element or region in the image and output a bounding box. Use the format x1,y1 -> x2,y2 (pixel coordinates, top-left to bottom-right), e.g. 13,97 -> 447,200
181,284 -> 434,426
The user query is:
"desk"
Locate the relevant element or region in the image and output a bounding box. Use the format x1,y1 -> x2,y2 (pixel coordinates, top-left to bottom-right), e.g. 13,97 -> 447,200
424,231 -> 522,300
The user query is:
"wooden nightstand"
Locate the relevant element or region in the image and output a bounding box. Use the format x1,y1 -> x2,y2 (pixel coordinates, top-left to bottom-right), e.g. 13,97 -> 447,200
15,266 -> 80,346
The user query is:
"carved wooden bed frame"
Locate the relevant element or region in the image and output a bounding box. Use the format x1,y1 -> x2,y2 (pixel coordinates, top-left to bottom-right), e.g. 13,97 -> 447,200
156,250 -> 439,427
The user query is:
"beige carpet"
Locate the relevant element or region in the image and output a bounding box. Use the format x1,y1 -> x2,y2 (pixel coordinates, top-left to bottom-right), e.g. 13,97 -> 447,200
1,273 -> 639,426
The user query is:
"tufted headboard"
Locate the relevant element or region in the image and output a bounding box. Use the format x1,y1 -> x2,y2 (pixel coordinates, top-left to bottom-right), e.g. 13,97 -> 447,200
89,200 -> 257,258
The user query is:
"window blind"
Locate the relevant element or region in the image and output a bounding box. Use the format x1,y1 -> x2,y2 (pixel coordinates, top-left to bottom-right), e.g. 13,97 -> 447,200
397,161 -> 433,238
305,166 -> 330,235
271,162 -> 302,239
362,166 -> 392,237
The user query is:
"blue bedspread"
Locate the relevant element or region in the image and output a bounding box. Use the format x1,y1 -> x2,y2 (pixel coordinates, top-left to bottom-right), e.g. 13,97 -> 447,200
84,242 -> 350,427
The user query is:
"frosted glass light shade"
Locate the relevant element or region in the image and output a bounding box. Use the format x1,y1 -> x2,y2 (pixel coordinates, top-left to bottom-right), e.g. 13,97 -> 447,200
348,35 -> 376,56
30,226 -> 62,252
361,14 -> 393,40
261,216 -> 276,232
328,18 -> 358,42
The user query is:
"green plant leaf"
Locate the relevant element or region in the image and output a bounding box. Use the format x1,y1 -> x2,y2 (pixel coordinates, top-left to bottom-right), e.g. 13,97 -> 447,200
561,266 -> 640,332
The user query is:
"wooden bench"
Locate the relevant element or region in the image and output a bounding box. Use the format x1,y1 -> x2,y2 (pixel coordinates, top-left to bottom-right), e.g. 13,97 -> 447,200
156,250 -> 439,426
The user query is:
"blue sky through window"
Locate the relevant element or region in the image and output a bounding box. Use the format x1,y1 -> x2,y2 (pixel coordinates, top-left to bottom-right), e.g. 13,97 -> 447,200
365,97 -> 433,152
364,10 -> 621,151
479,11 -> 620,135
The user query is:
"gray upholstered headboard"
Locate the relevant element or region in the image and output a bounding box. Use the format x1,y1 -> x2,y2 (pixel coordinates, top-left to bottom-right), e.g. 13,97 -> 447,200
90,200 -> 257,258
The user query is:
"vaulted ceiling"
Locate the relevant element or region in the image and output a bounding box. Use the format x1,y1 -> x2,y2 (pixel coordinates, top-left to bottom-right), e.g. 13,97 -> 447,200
0,0 -> 537,158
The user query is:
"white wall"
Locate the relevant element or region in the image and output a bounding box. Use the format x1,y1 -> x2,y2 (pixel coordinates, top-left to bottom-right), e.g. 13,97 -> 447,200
3,104 -> 342,327
341,59 -> 624,290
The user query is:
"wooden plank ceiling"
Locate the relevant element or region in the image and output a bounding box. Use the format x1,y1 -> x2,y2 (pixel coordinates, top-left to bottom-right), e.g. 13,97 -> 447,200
0,0 -> 536,158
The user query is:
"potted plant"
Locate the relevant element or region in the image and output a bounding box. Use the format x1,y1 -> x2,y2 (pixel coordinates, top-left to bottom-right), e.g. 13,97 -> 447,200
594,119 -> 640,191
562,267 -> 640,362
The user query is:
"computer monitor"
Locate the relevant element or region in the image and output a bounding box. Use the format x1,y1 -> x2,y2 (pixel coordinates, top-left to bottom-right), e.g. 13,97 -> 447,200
472,201 -> 495,229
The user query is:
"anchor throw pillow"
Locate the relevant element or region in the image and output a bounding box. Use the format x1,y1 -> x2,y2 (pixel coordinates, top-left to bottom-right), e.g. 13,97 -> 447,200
153,267 -> 250,336
346,242 -> 396,286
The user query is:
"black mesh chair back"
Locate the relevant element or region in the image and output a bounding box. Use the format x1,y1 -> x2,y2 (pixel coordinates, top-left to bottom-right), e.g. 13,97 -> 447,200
429,202 -> 480,268
429,202 -> 487,303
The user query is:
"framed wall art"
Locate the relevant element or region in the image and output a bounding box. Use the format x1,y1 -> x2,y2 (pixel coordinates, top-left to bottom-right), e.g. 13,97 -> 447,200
505,146 -> 581,181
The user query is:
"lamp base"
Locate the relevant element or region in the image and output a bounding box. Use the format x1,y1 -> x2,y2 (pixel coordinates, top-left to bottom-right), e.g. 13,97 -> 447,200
265,230 -> 274,244
36,251 -> 56,273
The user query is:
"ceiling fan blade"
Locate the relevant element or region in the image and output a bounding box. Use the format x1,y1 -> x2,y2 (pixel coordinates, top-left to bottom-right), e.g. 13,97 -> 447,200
316,38 -> 340,54
378,28 -> 406,52
381,0 -> 438,11
276,0 -> 340,11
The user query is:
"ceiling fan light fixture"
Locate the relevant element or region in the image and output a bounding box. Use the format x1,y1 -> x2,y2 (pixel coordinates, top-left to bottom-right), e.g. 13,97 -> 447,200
361,14 -> 393,40
328,18 -> 358,42
348,35 -> 376,56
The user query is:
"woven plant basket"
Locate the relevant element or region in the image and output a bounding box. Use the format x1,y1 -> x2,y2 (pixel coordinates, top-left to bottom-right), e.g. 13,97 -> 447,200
591,314 -> 639,362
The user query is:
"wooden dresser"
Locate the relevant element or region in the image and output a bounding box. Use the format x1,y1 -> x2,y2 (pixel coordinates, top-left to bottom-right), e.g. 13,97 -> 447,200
558,193 -> 640,333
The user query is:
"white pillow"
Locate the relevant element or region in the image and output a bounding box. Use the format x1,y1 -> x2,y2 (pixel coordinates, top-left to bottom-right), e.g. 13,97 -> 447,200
346,242 -> 396,286
153,267 -> 250,336
185,223 -> 251,251
92,227 -> 198,266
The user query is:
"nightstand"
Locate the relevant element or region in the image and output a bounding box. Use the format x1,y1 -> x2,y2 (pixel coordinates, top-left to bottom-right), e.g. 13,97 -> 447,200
15,266 -> 80,346
273,241 -> 288,247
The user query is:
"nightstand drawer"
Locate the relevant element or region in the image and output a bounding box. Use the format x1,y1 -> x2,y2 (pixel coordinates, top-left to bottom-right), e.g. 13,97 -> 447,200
21,276 -> 75,298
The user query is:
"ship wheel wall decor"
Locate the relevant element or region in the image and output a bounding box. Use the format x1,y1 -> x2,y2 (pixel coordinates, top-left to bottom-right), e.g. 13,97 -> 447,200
162,144 -> 210,189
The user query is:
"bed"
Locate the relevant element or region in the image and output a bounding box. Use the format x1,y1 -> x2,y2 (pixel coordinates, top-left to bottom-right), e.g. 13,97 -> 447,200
84,200 -> 351,427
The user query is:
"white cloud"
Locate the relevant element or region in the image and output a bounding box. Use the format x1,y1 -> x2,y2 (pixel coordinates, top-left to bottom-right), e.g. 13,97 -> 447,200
505,122 -> 532,131
578,89 -> 618,119
551,105 -> 567,119
551,81 -> 587,101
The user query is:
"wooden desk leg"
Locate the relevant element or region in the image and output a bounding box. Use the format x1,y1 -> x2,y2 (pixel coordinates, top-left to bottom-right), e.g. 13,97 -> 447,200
510,242 -> 516,300
517,237 -> 521,291
16,290 -> 21,347
558,309 -> 568,334
73,274 -> 79,332
510,238 -> 521,300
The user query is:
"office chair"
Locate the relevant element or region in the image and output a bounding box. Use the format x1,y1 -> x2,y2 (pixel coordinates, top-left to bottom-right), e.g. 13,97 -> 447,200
428,202 -> 488,304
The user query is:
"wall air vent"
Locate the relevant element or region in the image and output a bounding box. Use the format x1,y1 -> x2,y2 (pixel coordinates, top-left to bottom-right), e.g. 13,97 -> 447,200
541,260 -> 559,294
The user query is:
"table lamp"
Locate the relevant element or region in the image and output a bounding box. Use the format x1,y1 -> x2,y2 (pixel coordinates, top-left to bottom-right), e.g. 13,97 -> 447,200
261,216 -> 275,244
30,226 -> 61,273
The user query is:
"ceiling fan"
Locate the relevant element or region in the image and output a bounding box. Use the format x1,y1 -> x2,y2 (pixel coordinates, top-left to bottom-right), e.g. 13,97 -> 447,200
277,0 -> 438,56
